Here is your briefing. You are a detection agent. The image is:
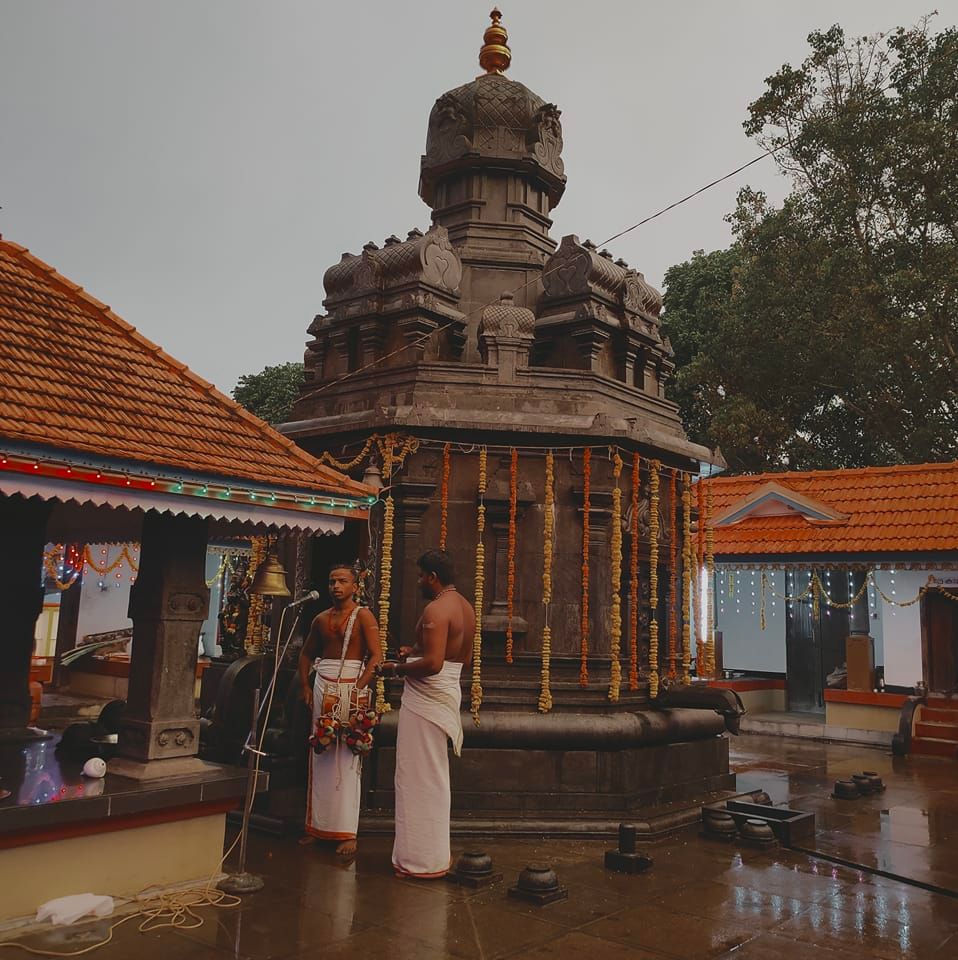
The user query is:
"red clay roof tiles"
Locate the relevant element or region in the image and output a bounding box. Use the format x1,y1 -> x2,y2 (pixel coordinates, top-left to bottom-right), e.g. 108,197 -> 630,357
0,238 -> 367,497
708,462 -> 958,556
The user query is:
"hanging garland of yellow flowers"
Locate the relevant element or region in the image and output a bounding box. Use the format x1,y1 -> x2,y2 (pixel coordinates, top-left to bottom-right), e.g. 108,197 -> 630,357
668,470 -> 678,679
246,536 -> 268,654
648,461 -> 661,697
439,442 -> 451,551
43,545 -> 81,590
506,447 -> 518,664
538,451 -> 555,713
681,474 -> 692,683
695,480 -> 706,672
374,436 -> 397,713
629,453 -> 641,691
608,449 -> 624,702
704,479 -> 716,677
319,435 -> 378,471
471,447 -> 487,725
579,448 -> 592,688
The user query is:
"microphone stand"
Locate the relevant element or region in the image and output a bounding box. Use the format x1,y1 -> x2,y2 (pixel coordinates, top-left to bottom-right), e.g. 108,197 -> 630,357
218,597 -> 311,895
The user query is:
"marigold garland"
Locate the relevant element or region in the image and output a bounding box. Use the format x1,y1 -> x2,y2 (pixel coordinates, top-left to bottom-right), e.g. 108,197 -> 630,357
471,447 -> 487,725
505,447 -> 518,664
374,436 -> 398,713
695,479 -> 706,673
439,442 -> 451,551
648,461 -> 661,698
318,435 -> 378,471
246,536 -> 268,654
681,474 -> 693,684
538,451 -> 555,713
668,470 -> 678,679
579,448 -> 592,688
608,450 -> 624,702
629,453 -> 641,691
704,479 -> 716,677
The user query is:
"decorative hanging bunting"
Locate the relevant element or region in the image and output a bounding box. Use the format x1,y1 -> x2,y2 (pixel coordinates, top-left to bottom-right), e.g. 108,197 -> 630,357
608,449 -> 624,702
471,447 -> 487,725
648,461 -> 661,698
579,447 -> 591,688
538,451 -> 555,713
629,453 -> 641,691
505,447 -> 518,665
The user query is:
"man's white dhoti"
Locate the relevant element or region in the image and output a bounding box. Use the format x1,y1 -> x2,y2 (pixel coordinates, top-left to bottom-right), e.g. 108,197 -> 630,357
392,660 -> 464,878
306,658 -> 363,841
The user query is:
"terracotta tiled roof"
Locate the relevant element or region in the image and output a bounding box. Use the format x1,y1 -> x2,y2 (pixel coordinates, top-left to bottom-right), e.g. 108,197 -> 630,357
0,238 -> 368,497
707,461 -> 958,556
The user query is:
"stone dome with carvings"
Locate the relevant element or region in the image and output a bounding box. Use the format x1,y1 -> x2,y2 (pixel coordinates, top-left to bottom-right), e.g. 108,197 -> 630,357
419,9 -> 566,209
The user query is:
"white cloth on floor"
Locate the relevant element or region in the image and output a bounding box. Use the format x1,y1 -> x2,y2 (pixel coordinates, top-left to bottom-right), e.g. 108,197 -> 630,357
392,660 -> 464,878
306,658 -> 363,841
36,894 -> 114,926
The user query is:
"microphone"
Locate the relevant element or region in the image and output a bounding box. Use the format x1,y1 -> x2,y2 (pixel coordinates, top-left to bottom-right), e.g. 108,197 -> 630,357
287,590 -> 321,608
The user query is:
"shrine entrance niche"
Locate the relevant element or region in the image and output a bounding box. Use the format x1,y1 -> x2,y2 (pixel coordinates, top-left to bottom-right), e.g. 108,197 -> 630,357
923,590 -> 958,694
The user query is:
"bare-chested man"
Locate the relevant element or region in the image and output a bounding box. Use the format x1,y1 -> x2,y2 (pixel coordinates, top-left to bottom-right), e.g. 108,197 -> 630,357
299,562 -> 381,856
377,549 -> 474,878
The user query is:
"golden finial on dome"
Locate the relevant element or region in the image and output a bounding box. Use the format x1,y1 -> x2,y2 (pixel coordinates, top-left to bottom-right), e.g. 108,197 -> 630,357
479,8 -> 511,75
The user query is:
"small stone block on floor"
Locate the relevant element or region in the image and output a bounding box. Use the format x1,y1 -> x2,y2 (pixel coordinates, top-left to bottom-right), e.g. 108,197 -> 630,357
604,849 -> 653,873
507,884 -> 569,906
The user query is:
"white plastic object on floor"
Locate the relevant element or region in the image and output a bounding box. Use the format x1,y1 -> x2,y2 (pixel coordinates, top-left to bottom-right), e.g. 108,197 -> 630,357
36,894 -> 114,926
82,757 -> 107,778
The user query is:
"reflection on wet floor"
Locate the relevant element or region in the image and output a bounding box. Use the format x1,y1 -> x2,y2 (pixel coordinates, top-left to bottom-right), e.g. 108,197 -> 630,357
2,733 -> 957,959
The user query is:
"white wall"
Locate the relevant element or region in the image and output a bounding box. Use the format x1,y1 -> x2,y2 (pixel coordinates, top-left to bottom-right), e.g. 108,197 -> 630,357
874,568 -> 925,689
715,568 -> 787,673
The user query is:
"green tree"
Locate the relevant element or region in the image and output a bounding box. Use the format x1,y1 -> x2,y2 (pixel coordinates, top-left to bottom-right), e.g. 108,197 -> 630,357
665,17 -> 958,472
231,362 -> 304,425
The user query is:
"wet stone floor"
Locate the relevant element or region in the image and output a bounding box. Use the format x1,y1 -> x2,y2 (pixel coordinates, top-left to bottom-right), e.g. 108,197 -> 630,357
5,734 -> 958,959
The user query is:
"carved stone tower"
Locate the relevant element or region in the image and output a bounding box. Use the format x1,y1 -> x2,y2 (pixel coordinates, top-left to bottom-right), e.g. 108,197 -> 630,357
285,9 -> 734,833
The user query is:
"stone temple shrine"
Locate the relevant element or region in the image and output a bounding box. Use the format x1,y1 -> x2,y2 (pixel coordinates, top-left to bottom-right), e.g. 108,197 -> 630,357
283,9 -> 738,832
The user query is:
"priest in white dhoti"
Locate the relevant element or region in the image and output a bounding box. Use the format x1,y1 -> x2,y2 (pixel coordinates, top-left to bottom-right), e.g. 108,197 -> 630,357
299,564 -> 381,856
377,549 -> 475,879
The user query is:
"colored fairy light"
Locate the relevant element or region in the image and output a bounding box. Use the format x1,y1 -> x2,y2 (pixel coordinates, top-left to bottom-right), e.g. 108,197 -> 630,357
249,492 -> 256,500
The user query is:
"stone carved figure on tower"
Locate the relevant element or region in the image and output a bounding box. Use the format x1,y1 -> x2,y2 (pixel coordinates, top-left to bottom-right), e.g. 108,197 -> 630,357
426,92 -> 473,163
529,102 -> 564,177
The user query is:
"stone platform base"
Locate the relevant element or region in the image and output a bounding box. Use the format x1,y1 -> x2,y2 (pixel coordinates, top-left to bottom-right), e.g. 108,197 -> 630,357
362,707 -> 735,835
0,812 -> 226,924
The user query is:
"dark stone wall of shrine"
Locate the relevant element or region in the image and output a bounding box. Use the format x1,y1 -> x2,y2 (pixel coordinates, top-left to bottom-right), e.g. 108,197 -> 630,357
382,445 -> 685,684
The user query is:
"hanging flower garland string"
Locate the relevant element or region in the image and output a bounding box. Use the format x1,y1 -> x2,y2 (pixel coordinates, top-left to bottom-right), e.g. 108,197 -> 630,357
695,480 -> 706,671
375,436 -> 397,713
608,449 -> 624,702
439,442 -> 451,551
579,448 -> 592,687
506,447 -> 518,664
629,453 -> 641,691
471,447 -> 487,725
538,451 -> 555,713
668,470 -> 678,679
319,435 -> 378,471
681,474 -> 692,683
648,461 -> 661,697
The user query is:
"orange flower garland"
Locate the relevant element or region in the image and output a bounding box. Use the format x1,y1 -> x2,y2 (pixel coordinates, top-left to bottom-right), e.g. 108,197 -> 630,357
705,479 -> 716,677
246,536 -> 268,654
668,470 -> 678,679
470,447 -> 487,725
439,442 -> 451,551
375,437 -> 397,713
608,449 -> 624,702
506,447 -> 518,664
648,461 -> 661,698
681,474 -> 692,684
629,453 -> 641,690
696,479 -> 706,673
538,451 -> 555,713
579,448 -> 591,687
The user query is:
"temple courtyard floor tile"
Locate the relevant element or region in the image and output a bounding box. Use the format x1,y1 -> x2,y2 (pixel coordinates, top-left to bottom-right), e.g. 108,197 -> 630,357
3,733 -> 957,958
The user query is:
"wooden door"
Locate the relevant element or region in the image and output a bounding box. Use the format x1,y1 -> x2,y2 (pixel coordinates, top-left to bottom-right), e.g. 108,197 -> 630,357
786,581 -> 821,712
924,591 -> 958,694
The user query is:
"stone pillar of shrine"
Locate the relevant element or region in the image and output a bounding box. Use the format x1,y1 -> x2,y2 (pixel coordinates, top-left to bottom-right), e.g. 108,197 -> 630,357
0,496 -> 53,741
113,512 -> 209,779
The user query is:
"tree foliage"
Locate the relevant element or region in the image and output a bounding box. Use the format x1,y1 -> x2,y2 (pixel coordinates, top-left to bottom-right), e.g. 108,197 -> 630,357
231,362 -> 305,425
664,17 -> 958,472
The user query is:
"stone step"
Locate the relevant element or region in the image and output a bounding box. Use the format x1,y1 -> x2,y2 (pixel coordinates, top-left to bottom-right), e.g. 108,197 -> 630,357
915,721 -> 958,741
919,705 -> 958,724
910,737 -> 958,759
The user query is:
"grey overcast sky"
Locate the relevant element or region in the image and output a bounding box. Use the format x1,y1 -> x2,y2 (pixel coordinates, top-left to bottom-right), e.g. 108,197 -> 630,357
2,1 -> 955,394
